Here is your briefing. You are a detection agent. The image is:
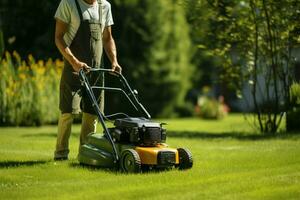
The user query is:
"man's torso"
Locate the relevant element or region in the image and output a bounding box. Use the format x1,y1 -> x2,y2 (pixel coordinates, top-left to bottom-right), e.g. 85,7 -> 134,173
55,0 -> 114,46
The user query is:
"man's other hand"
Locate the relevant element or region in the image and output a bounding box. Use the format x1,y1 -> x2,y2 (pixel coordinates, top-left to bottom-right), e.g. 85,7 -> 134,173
111,62 -> 122,73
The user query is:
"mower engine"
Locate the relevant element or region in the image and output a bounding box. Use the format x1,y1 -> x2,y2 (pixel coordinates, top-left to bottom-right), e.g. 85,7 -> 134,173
110,118 -> 166,146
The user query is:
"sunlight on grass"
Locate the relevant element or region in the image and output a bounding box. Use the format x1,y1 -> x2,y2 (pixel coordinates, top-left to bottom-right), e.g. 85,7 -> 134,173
162,114 -> 254,133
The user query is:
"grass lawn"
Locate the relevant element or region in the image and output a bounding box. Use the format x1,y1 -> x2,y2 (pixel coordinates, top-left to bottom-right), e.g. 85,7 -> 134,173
0,114 -> 300,200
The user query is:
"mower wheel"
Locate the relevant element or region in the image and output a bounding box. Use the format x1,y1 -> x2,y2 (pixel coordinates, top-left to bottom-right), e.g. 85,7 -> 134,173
177,148 -> 193,170
120,149 -> 141,173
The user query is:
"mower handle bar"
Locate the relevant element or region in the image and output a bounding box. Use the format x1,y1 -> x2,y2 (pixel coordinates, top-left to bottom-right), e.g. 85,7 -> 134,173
87,68 -> 151,119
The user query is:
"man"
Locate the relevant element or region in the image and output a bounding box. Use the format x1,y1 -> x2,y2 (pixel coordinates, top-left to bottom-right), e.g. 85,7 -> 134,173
54,0 -> 121,160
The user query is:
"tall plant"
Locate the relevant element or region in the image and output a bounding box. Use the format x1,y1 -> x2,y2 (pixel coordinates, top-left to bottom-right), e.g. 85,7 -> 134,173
0,52 -> 62,126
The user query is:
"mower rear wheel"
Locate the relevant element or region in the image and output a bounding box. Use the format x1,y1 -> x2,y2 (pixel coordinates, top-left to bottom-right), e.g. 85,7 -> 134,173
177,148 -> 193,170
120,149 -> 141,173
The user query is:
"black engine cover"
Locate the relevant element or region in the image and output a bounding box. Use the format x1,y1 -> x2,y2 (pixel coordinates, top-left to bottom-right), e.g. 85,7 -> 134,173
111,118 -> 166,146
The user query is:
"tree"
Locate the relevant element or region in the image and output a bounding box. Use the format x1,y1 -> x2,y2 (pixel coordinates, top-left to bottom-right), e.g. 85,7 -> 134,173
108,0 -> 194,117
0,0 -> 60,59
247,0 -> 300,133
185,0 -> 300,133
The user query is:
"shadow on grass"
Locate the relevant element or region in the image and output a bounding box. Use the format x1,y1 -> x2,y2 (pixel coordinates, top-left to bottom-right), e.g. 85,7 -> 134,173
0,160 -> 48,168
22,132 -> 80,138
21,131 -> 300,141
69,162 -> 119,173
69,162 -> 175,174
168,131 -> 300,141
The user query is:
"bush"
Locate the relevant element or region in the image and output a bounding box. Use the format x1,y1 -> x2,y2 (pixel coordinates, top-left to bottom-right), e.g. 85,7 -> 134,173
195,87 -> 229,119
195,96 -> 228,119
0,52 -> 62,126
286,82 -> 300,132
290,83 -> 300,106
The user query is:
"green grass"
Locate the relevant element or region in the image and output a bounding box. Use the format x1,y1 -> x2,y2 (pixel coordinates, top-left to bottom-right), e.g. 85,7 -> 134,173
0,114 -> 300,200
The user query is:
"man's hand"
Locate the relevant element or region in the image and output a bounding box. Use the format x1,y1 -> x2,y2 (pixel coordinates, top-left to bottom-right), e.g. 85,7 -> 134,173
72,61 -> 91,72
111,62 -> 122,73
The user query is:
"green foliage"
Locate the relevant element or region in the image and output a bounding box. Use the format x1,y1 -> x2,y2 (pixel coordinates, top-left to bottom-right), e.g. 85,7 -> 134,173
109,0 -> 194,117
185,0 -> 300,133
0,52 -> 62,126
182,0 -> 217,88
290,82 -> 300,106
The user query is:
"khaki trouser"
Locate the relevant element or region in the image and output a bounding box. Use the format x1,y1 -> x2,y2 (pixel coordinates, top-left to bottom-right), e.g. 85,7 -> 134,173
54,112 -> 97,159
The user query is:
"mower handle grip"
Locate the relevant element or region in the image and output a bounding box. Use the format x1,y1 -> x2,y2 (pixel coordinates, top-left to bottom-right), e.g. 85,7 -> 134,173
89,68 -> 121,76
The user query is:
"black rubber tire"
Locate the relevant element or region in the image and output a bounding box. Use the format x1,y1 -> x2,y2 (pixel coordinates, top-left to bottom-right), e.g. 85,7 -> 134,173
177,148 -> 193,170
120,149 -> 141,173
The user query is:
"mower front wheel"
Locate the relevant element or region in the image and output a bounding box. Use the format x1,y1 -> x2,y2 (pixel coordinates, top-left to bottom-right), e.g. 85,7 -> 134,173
120,149 -> 141,173
177,148 -> 193,170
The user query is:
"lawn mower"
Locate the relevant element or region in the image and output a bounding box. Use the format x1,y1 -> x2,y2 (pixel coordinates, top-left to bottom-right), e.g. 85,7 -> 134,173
77,68 -> 193,173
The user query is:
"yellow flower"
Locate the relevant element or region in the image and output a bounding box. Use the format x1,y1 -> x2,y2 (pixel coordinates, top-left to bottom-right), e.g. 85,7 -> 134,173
13,51 -> 21,64
19,73 -> 26,81
38,60 -> 44,67
36,65 -> 45,75
28,54 -> 35,65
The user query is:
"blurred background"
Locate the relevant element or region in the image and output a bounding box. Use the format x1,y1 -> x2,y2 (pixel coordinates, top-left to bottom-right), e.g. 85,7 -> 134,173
0,0 -> 299,133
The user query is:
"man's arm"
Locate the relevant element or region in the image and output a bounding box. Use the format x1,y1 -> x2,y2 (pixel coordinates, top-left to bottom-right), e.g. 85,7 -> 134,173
103,26 -> 122,73
55,19 -> 89,72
